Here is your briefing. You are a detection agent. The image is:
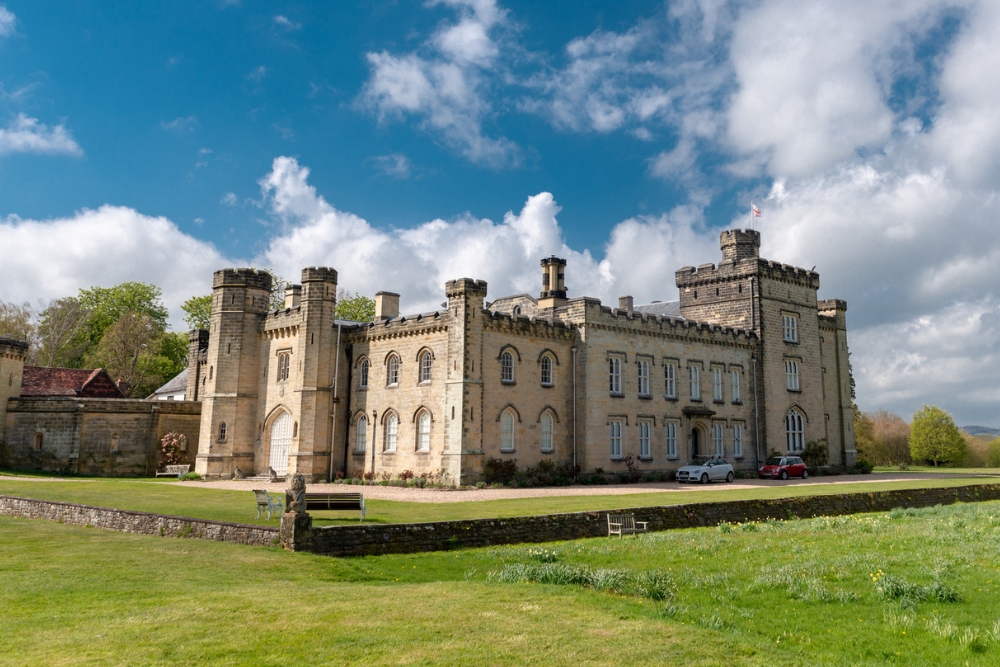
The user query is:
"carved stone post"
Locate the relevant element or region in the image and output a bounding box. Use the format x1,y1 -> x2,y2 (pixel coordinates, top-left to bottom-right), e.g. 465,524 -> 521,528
279,473 -> 312,551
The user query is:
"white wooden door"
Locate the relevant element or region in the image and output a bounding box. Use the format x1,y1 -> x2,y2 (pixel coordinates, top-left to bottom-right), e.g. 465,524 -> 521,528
269,412 -> 292,476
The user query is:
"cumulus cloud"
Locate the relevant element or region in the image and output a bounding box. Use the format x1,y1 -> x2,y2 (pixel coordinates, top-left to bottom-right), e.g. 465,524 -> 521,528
273,15 -> 301,31
370,153 -> 412,179
0,5 -> 15,38
0,114 -> 82,156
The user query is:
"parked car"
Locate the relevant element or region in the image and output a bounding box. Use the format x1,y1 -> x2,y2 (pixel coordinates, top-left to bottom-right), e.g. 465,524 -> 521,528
758,455 -> 808,480
677,456 -> 735,484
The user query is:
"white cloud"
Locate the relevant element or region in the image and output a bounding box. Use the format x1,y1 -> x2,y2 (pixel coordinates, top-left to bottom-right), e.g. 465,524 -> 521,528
248,66 -> 268,82
220,192 -> 238,206
273,15 -> 301,31
370,153 -> 413,179
160,115 -> 199,133
0,5 -> 15,38
0,114 -> 82,156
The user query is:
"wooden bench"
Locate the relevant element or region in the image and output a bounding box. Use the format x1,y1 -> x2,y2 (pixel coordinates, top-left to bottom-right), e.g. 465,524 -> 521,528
607,513 -> 648,538
253,490 -> 283,520
155,464 -> 191,479
304,492 -> 366,522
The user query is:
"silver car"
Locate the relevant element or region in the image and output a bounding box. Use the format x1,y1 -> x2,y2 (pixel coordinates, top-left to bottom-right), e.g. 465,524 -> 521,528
676,456 -> 735,484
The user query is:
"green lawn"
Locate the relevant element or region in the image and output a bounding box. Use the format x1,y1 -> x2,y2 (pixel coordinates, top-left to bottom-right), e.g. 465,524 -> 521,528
0,474 -> 998,526
4,499 -> 1000,665
874,465 -> 1000,476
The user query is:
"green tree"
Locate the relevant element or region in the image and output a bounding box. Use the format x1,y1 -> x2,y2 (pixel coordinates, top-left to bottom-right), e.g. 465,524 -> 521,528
987,438 -> 1000,468
336,290 -> 376,322
36,297 -> 91,367
86,312 -> 163,397
263,269 -> 288,311
181,295 -> 212,330
909,405 -> 966,467
77,282 -> 169,347
853,404 -> 876,461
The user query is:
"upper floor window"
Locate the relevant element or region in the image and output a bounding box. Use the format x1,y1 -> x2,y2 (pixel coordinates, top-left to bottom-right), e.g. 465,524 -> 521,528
277,352 -> 291,382
785,359 -> 800,391
609,358 -> 622,395
733,424 -> 743,458
609,420 -> 623,458
689,365 -> 701,400
731,369 -> 741,403
540,412 -> 553,452
500,410 -> 515,451
419,352 -> 432,383
639,421 -> 651,459
540,355 -> 553,386
359,360 -> 369,389
713,423 -> 724,457
786,409 -> 804,452
637,360 -> 650,397
384,413 -> 398,452
387,355 -> 400,386
782,314 -> 799,343
664,362 -> 676,398
501,351 -> 514,383
218,422 -> 227,442
417,411 -> 431,451
665,422 -> 677,459
712,367 -> 723,401
355,415 -> 367,452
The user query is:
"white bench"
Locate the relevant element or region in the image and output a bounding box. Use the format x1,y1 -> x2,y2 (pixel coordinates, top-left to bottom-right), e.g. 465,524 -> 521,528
607,513 -> 648,538
253,490 -> 283,520
155,464 -> 191,479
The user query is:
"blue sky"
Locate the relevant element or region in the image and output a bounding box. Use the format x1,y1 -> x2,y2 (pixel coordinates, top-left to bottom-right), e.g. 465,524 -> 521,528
2,0 -> 1000,426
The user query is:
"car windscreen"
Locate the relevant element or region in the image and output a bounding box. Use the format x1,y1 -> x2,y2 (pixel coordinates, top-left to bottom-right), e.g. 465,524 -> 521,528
766,457 -> 784,466
688,456 -> 711,465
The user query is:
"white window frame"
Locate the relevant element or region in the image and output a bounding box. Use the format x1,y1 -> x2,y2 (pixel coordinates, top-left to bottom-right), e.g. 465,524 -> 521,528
541,356 -> 553,386
786,409 -> 804,452
638,421 -> 651,459
782,314 -> 799,343
355,416 -> 367,452
733,424 -> 743,458
609,357 -> 622,395
638,360 -> 650,397
359,359 -> 369,389
387,355 -> 400,386
609,420 -> 623,458
540,412 -> 553,452
664,362 -> 676,398
689,364 -> 701,400
785,359 -> 800,391
501,351 -> 514,383
731,368 -> 741,403
665,421 -> 678,459
500,411 -> 515,451
419,352 -> 432,383
384,413 -> 398,452
417,411 -> 430,451
713,423 -> 724,457
712,366 -> 723,401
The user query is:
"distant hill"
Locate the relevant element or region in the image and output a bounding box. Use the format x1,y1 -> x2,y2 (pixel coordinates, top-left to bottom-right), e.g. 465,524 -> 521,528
962,425 -> 1000,436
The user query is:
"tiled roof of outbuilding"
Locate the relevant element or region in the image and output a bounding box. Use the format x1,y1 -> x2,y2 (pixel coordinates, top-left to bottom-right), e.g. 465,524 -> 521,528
633,301 -> 683,318
20,366 -> 126,398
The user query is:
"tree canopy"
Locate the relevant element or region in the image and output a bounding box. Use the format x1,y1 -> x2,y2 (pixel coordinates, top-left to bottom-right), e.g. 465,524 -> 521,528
336,291 -> 376,322
77,282 -> 169,346
909,405 -> 966,467
181,295 -> 212,330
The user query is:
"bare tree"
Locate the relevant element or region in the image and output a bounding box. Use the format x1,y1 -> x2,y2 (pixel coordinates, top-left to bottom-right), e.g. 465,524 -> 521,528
0,300 -> 38,359
89,312 -> 162,397
36,298 -> 91,367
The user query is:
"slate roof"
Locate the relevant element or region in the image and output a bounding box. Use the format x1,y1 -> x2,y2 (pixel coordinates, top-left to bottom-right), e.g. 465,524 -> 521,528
151,368 -> 188,398
633,301 -> 683,319
20,366 -> 127,398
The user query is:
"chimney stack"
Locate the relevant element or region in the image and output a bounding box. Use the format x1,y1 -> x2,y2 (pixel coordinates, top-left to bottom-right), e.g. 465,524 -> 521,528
618,295 -> 634,312
375,292 -> 400,321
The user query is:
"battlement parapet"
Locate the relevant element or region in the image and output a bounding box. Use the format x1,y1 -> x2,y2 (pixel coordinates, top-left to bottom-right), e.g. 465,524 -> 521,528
675,258 -> 819,289
212,268 -> 273,291
362,310 -> 449,340
445,278 -> 488,297
720,228 -> 761,262
484,309 -> 574,338
582,301 -> 755,345
0,336 -> 29,359
301,266 -> 338,284
818,298 -> 847,313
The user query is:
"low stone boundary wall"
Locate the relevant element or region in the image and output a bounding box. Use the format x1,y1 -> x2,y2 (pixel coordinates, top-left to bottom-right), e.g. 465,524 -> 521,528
292,483 -> 1000,557
0,495 -> 278,547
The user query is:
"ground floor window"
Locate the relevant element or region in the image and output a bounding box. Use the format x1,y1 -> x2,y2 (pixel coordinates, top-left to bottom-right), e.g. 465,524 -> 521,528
639,421 -> 651,458
786,409 -> 804,452
540,413 -> 553,452
500,411 -> 514,451
713,423 -> 724,457
610,420 -> 622,458
665,422 -> 677,459
733,424 -> 743,458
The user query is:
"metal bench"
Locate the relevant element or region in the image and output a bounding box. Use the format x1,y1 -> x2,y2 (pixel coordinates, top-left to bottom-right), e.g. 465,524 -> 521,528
607,513 -> 648,538
304,492 -> 366,522
253,489 -> 283,519
155,464 -> 191,479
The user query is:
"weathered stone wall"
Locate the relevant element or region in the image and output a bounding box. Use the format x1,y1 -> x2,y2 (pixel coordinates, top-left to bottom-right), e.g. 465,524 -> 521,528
294,483 -> 1000,557
0,337 -> 28,447
4,398 -> 201,475
0,495 -> 278,546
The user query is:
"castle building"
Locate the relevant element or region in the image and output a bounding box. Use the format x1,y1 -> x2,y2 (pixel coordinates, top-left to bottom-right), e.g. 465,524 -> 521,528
192,228 -> 856,483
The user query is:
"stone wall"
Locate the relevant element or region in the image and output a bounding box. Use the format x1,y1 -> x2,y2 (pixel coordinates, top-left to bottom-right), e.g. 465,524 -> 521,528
291,483 -> 1000,557
0,495 -> 278,546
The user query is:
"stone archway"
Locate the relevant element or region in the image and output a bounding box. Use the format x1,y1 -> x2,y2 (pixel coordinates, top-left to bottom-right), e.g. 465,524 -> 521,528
269,411 -> 292,476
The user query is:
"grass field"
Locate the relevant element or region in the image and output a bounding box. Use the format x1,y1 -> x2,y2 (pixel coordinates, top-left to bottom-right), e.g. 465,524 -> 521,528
4,499 -> 1000,665
1,474 -> 998,526
873,465 -> 1000,475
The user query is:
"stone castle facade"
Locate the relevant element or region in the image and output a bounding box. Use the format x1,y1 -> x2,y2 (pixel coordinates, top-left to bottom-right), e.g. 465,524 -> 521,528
192,228 -> 855,483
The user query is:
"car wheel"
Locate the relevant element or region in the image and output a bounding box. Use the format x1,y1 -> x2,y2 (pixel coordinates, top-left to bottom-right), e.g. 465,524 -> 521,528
802,469 -> 809,479
701,473 -> 709,484
726,471 -> 735,483
779,470 -> 788,480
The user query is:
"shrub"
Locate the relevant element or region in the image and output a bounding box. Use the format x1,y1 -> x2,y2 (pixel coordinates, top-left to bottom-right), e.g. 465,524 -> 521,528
399,469 -> 414,482
909,405 -> 966,467
157,432 -> 187,471
412,477 -> 427,489
988,438 -> 1000,468
851,458 -> 873,474
802,439 -> 829,467
475,481 -> 486,489
179,472 -> 201,481
483,457 -> 518,484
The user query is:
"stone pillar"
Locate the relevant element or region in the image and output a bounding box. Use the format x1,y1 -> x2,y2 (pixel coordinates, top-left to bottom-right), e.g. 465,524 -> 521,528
0,337 -> 28,446
444,278 -> 488,485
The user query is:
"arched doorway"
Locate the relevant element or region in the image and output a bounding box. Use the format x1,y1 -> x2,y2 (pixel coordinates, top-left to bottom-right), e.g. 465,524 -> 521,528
269,412 -> 292,476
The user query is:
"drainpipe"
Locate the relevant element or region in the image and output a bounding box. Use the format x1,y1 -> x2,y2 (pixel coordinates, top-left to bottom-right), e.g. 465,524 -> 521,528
341,345 -> 353,477
571,345 -> 578,472
752,355 -> 762,468
369,409 -> 377,475
328,322 -> 342,482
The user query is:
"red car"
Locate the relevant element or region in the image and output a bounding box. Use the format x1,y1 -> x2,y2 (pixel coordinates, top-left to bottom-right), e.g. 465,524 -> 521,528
759,455 -> 808,480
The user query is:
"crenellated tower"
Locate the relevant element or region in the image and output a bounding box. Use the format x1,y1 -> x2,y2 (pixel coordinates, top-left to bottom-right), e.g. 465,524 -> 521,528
444,278 -> 488,484
0,337 -> 28,445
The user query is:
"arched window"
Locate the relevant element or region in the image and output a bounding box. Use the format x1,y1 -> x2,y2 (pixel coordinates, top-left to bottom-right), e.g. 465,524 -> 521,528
359,359 -> 369,389
501,351 -> 514,383
417,411 -> 431,451
277,352 -> 291,382
786,409 -> 804,452
500,411 -> 514,451
540,356 -> 553,386
540,412 -> 553,452
355,415 -> 367,452
387,355 -> 400,386
218,422 -> 227,442
419,352 -> 432,383
384,412 -> 398,452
